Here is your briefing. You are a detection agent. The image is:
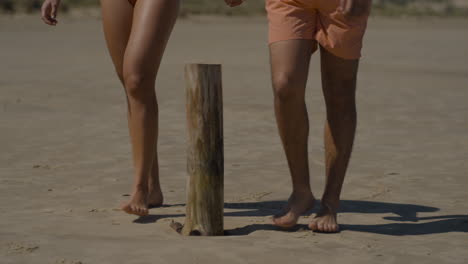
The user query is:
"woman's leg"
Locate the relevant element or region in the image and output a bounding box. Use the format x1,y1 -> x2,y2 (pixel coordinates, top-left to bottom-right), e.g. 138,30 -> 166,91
101,0 -> 179,216
121,0 -> 178,216
100,0 -> 133,83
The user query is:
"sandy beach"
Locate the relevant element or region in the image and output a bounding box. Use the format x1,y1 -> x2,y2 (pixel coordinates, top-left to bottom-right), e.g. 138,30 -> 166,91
1,13 -> 468,264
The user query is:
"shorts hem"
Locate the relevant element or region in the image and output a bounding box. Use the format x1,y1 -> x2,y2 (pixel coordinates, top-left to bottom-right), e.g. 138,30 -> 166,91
316,42 -> 362,60
268,36 -> 316,45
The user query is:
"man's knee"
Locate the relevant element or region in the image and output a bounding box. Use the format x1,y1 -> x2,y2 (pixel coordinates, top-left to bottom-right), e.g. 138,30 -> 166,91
322,66 -> 358,110
272,73 -> 304,103
323,67 -> 357,87
321,46 -> 359,83
325,95 -> 357,119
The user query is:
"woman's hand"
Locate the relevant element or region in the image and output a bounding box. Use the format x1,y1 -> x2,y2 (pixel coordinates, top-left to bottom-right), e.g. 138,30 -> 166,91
41,0 -> 61,26
224,0 -> 245,8
340,0 -> 372,18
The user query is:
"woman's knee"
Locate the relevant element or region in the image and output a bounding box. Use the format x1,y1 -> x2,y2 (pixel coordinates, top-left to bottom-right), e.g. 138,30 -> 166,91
123,70 -> 155,101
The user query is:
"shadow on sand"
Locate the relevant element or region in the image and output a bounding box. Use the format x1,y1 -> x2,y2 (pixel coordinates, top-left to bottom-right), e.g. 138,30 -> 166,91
134,200 -> 468,236
224,200 -> 468,236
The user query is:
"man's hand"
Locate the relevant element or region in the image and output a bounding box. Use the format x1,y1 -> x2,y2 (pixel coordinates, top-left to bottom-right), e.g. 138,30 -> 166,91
41,0 -> 61,26
224,0 -> 244,8
340,0 -> 372,18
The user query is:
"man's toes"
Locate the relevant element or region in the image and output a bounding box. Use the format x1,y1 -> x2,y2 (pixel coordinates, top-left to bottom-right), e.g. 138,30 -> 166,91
309,217 -> 339,232
272,216 -> 279,225
273,214 -> 296,227
321,224 -> 329,232
324,223 -> 338,233
272,217 -> 287,227
308,221 -> 318,231
321,223 -> 328,232
332,224 -> 339,232
272,219 -> 282,226
323,224 -> 330,232
317,222 -> 325,231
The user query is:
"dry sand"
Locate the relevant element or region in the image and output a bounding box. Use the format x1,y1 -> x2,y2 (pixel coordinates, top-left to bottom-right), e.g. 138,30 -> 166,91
1,13 -> 468,264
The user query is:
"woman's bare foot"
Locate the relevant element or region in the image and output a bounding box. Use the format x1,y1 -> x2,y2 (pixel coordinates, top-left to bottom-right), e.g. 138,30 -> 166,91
147,185 -> 163,208
308,201 -> 339,233
121,185 -> 149,216
272,190 -> 315,228
148,171 -> 163,208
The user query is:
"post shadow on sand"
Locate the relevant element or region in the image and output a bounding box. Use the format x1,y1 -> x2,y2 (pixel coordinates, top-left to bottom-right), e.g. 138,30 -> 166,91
134,200 -> 468,236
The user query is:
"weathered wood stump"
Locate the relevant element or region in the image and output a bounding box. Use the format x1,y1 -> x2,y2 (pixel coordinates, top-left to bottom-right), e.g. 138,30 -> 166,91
172,64 -> 224,236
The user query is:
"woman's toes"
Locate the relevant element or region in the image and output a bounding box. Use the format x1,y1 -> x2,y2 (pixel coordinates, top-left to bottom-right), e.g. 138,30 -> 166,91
138,207 -> 145,216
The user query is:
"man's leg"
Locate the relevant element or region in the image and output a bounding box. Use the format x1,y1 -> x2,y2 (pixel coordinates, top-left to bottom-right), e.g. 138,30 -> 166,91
270,40 -> 316,228
309,46 -> 359,232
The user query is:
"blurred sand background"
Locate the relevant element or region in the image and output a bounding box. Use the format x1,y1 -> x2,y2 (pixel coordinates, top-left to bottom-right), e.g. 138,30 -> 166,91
1,6 -> 468,264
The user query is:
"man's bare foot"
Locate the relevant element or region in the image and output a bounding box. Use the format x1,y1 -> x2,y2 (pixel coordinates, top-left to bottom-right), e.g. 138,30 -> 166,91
121,185 -> 149,216
308,202 -> 339,233
147,185 -> 163,208
272,191 -> 315,228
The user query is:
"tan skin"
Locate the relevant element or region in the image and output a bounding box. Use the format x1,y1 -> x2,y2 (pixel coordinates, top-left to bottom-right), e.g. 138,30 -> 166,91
41,0 -> 179,216
228,0 -> 370,233
40,0 -> 369,224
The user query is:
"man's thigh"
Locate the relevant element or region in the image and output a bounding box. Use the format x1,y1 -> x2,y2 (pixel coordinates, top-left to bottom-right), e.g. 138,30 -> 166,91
319,46 -> 359,103
269,40 -> 316,93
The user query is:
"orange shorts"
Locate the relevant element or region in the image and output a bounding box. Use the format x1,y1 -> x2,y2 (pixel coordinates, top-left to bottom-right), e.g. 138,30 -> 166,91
266,0 -> 370,59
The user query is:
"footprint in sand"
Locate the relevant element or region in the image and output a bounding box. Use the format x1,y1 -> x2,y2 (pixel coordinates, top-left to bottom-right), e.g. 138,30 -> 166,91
4,242 -> 39,255
32,164 -> 51,169
55,259 -> 83,264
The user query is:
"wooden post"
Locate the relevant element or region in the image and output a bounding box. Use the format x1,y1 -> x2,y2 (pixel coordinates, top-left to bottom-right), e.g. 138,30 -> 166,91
179,64 -> 224,236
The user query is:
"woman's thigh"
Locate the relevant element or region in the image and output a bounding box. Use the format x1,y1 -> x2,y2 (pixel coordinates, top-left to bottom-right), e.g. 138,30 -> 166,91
123,0 -> 179,82
100,0 -> 134,80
